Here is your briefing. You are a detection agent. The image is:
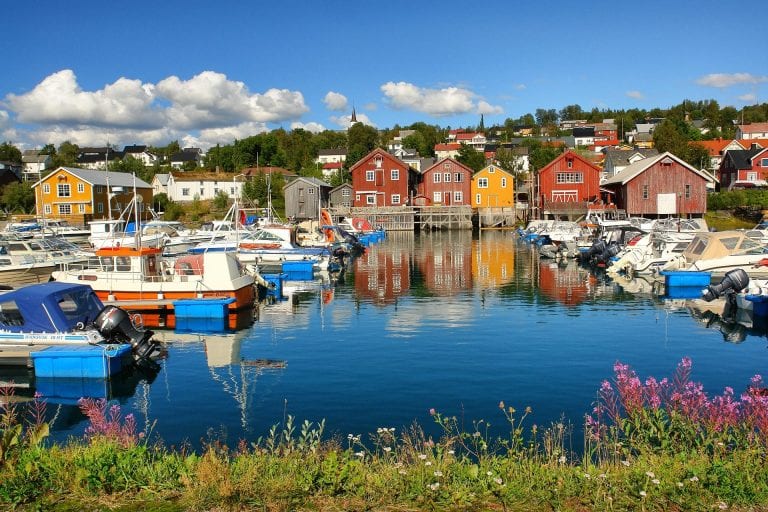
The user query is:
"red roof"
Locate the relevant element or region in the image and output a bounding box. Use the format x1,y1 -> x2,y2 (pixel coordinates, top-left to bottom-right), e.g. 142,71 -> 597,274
322,162 -> 342,169
435,143 -> 461,151
694,138 -> 733,156
740,122 -> 768,133
456,132 -> 482,141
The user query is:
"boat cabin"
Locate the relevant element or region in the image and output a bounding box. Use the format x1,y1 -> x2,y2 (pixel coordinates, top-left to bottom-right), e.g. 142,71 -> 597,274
0,282 -> 104,332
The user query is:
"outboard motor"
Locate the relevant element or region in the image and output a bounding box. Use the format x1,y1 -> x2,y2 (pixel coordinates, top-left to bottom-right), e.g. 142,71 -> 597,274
94,305 -> 159,363
580,239 -> 606,262
702,268 -> 750,302
598,241 -> 620,264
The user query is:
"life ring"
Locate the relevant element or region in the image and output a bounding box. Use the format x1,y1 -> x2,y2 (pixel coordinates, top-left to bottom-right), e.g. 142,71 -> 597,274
352,218 -> 372,232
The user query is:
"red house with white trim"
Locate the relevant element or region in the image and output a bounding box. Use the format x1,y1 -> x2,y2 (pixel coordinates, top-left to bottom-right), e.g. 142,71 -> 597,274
537,150 -> 603,216
418,158 -> 473,206
350,148 -> 416,207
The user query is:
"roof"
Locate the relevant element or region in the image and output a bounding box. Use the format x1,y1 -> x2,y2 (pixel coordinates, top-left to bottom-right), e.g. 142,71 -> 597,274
602,152 -> 714,186
322,162 -> 342,169
722,146 -> 766,170
318,148 -> 347,156
32,167 -> 152,189
435,143 -> 461,151
739,122 -> 768,134
154,173 -> 170,185
422,157 -> 474,175
604,148 -> 659,167
240,166 -> 297,177
284,176 -> 331,189
168,171 -> 237,182
694,138 -> 733,156
572,127 -> 595,137
170,151 -> 200,162
123,144 -> 148,153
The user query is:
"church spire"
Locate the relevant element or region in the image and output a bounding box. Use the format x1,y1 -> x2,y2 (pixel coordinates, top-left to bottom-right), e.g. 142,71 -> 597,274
351,105 -> 358,124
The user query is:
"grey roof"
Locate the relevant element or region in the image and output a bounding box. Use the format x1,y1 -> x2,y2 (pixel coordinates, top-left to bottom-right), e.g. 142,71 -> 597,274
32,167 -> 152,189
604,148 -> 659,168
170,151 -> 200,162
602,152 -> 713,186
154,173 -> 170,185
723,147 -> 765,170
633,133 -> 654,142
283,176 -> 332,190
318,148 -> 347,156
22,152 -> 50,163
123,145 -> 149,154
572,127 -> 595,137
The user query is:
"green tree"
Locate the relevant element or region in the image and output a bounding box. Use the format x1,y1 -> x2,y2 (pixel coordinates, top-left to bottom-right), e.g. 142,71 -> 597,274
53,141 -> 79,167
456,145 -> 486,172
0,142 -> 22,163
1,182 -> 35,213
559,104 -> 585,122
212,189 -> 230,211
653,119 -> 689,156
401,132 -> 427,156
205,144 -> 236,172
346,123 -> 380,168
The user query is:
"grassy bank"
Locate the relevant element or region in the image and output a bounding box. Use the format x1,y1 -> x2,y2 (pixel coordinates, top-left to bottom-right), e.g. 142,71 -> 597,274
1,359 -> 767,511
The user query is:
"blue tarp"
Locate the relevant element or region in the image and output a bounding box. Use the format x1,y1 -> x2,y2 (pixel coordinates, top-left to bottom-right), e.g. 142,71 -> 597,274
0,282 -> 105,333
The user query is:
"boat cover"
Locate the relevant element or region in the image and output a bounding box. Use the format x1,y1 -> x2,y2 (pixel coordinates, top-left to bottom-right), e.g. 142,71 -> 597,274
0,282 -> 105,333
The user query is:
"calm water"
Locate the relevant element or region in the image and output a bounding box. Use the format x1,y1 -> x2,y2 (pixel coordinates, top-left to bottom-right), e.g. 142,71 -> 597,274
12,230 -> 768,448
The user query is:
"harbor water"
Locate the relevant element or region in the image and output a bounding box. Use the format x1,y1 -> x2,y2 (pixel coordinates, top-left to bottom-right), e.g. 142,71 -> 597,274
10,230 -> 768,449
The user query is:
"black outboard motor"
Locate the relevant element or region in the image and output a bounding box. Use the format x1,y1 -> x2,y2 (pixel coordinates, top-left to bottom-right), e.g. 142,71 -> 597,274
598,241 -> 620,264
702,268 -> 750,302
580,239 -> 606,262
94,305 -> 159,363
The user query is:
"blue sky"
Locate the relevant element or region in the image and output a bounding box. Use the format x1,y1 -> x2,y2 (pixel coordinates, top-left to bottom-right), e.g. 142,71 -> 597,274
2,0 -> 766,151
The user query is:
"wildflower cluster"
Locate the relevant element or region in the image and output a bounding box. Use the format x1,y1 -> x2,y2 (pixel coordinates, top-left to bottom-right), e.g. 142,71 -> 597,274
587,357 -> 768,453
78,397 -> 141,448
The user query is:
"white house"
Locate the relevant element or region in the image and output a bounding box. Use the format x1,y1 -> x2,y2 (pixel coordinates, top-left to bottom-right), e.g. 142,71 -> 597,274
163,172 -> 244,202
736,123 -> 768,140
21,150 -> 52,181
316,148 -> 347,165
122,145 -> 158,166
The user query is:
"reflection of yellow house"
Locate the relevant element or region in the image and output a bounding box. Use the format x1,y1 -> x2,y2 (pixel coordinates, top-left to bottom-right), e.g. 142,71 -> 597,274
471,164 -> 515,207
472,234 -> 516,289
32,167 -> 153,223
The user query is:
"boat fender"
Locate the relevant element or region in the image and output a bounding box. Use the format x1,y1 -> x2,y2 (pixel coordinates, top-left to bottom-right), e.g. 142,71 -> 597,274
758,258 -> 768,267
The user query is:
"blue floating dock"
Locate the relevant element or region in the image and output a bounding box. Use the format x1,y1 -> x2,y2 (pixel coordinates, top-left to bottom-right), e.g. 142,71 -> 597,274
664,287 -> 706,299
31,344 -> 132,379
281,260 -> 315,281
660,270 -> 711,288
173,297 -> 236,319
175,316 -> 229,333
745,294 -> 768,316
261,272 -> 287,299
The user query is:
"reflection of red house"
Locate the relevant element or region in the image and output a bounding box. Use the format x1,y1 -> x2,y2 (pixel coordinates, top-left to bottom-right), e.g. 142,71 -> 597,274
350,148 -> 416,207
537,150 -> 602,211
353,241 -> 410,305
415,233 -> 472,294
418,158 -> 473,206
538,261 -> 592,306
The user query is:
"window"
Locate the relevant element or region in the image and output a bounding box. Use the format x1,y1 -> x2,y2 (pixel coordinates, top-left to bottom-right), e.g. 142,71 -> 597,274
761,158 -> 768,167
182,188 -> 190,196
230,187 -> 235,195
95,185 -> 104,193
366,170 -> 375,181
433,173 -> 442,183
374,156 -> 383,168
454,191 -> 463,202
477,177 -> 489,188
43,184 -> 50,194
454,173 -> 463,182
57,184 -> 71,197
308,188 -> 316,195
366,195 -> 375,205
58,204 -> 71,215
567,159 -> 573,169
355,194 -> 360,201
555,173 -> 583,184
488,167 -> 495,173
391,169 -> 400,181
199,188 -> 204,196
685,184 -> 691,199
79,204 -> 85,213
391,194 -> 401,205
475,193 -> 481,204
433,191 -> 442,203
44,204 -> 51,214
642,185 -> 648,199
342,188 -> 350,197
97,203 -> 103,213
444,173 -> 451,182
501,178 -> 507,188
77,183 -> 84,193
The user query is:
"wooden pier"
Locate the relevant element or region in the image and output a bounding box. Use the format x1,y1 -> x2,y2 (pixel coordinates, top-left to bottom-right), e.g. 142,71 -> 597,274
328,205 -> 526,231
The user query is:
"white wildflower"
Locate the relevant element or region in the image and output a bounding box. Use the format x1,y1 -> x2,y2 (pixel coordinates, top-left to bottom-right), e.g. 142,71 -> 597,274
418,454 -> 427,460
640,490 -> 647,498
429,482 -> 440,491
652,479 -> 660,485
645,471 -> 655,479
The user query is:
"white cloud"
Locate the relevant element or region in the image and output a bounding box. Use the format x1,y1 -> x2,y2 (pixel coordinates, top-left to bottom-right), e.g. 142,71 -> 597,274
6,69 -> 162,128
3,69 -> 315,150
190,122 -> 270,150
380,81 -> 501,117
157,71 -> 308,128
330,113 -> 376,129
323,91 -> 348,111
738,93 -> 757,103
626,90 -> 645,100
696,73 -> 768,88
515,84 -> 527,90
364,102 -> 377,111
291,121 -> 325,133
477,101 -> 504,115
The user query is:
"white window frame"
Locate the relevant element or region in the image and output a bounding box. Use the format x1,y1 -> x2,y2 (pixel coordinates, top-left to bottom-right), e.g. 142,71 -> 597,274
182,188 -> 190,196
57,183 -> 71,197
433,191 -> 442,203
57,204 -> 72,215
391,194 -> 401,205
366,170 -> 375,181
391,169 -> 400,181
77,183 -> 85,193
501,177 -> 507,188
475,193 -> 481,204
78,204 -> 85,213
97,203 -> 103,213
478,177 -> 489,188
433,173 -> 442,183
43,184 -> 50,194
454,191 -> 463,202
366,195 -> 375,205
454,172 -> 463,182
44,204 -> 52,214
444,173 -> 451,182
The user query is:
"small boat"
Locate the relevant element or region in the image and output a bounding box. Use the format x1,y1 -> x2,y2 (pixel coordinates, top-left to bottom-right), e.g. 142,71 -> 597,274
659,230 -> 768,277
0,281 -> 160,367
51,246 -> 256,329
